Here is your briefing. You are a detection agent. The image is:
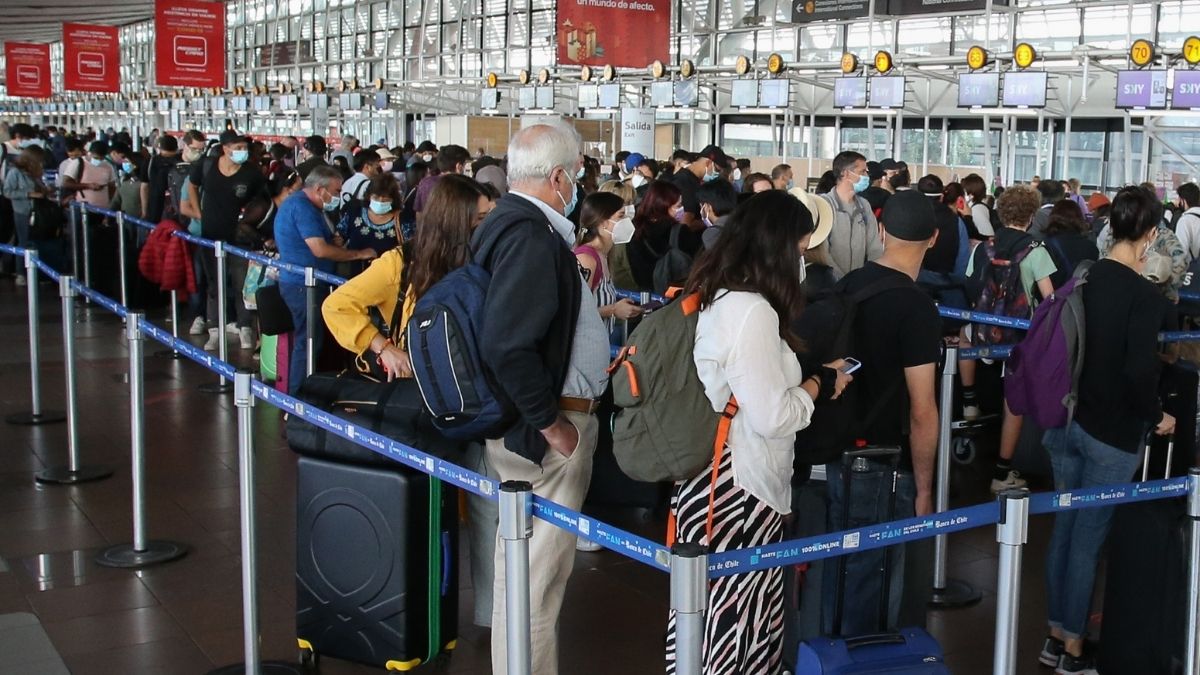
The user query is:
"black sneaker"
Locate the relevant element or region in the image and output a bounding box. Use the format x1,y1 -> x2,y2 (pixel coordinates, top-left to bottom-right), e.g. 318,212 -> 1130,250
1039,636 -> 1064,667
1056,651 -> 1098,675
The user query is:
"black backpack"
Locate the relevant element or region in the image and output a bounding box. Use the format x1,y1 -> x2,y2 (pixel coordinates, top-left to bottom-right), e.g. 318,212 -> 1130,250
790,274 -> 911,468
161,159 -> 194,224
646,223 -> 693,295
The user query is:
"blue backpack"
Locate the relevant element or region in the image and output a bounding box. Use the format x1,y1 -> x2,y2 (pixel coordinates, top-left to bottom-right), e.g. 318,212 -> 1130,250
406,262 -> 512,441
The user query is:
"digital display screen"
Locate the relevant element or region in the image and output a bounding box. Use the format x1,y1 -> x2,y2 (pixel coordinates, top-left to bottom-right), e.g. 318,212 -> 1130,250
480,89 -> 499,110
598,83 -> 620,108
1001,71 -> 1048,108
518,87 -> 535,109
374,92 -> 389,109
650,81 -> 673,107
1116,70 -> 1168,109
674,80 -> 699,106
1174,69 -> 1200,109
731,79 -> 759,107
535,86 -> 555,109
760,80 -> 790,108
577,84 -> 598,109
834,77 -> 867,108
868,77 -> 905,109
958,72 -> 1000,107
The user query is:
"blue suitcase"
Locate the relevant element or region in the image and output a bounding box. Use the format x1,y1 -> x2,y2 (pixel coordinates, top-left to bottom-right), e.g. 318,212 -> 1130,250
795,448 -> 949,674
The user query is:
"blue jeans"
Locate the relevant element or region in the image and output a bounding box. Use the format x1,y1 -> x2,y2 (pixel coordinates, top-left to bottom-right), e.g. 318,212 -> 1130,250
279,281 -> 328,395
1042,422 -> 1142,639
822,461 -> 929,636
12,209 -> 30,248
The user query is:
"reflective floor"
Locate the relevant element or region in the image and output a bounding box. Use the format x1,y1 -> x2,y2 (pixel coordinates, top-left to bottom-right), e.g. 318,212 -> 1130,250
0,277 -> 1078,674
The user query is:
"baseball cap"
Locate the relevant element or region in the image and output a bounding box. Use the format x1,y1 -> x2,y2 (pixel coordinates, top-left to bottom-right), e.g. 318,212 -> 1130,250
917,174 -> 945,197
1087,192 -> 1110,212
624,153 -> 646,173
881,190 -> 937,242
220,129 -> 248,146
867,161 -> 884,181
698,145 -> 732,169
880,158 -> 907,172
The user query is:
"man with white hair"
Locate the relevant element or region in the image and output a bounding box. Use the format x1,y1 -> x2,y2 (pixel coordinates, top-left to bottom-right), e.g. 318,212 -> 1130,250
472,123 -> 610,675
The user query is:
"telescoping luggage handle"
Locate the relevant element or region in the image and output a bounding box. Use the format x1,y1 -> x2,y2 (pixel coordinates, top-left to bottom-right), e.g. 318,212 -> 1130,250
1141,432 -> 1176,482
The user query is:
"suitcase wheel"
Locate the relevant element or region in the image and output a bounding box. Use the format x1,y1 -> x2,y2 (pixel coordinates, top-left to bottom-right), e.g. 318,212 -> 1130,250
952,436 -> 976,465
297,639 -> 318,669
385,658 -> 424,671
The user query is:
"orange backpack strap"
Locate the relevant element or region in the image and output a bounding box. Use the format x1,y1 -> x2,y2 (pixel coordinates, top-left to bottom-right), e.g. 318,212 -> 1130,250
666,397 -> 739,549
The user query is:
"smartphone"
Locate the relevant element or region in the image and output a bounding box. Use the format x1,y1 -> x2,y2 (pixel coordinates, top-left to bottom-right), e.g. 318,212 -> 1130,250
839,357 -> 862,374
640,300 -> 664,313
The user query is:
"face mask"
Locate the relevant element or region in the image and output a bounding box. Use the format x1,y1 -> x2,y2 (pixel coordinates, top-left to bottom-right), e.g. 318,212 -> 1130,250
89,157 -> 103,167
183,148 -> 201,163
380,160 -> 394,173
799,256 -> 807,285
673,206 -> 687,222
630,174 -> 647,189
18,140 -> 33,149
230,149 -> 250,164
121,161 -> 134,174
611,217 -> 635,245
422,153 -> 434,163
703,164 -> 720,182
853,173 -> 870,193
786,179 -> 795,190
624,204 -> 636,218
323,193 -> 342,213
576,166 -> 586,180
732,169 -> 742,181
702,213 -> 714,229
369,199 -> 393,215
556,173 -> 578,217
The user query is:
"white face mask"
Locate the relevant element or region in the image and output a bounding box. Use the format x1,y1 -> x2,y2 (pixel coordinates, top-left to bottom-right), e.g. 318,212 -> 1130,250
624,204 -> 636,218
732,168 -> 743,181
799,256 -> 807,285
630,174 -> 647,189
611,217 -> 635,245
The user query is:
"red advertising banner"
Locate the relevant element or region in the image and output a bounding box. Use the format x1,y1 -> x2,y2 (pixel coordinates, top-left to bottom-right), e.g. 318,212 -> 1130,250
4,42 -> 52,98
556,0 -> 670,69
63,23 -> 121,93
154,0 -> 226,88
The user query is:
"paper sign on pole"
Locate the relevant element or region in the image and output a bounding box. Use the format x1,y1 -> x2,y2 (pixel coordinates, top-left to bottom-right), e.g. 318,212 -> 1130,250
4,43 -> 52,98
155,0 -> 226,88
619,108 -> 655,158
64,23 -> 121,93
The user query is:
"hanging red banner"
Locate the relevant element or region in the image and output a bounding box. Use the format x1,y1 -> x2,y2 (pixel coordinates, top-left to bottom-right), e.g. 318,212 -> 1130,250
556,0 -> 670,69
63,23 -> 121,93
4,42 -> 52,98
154,0 -> 226,88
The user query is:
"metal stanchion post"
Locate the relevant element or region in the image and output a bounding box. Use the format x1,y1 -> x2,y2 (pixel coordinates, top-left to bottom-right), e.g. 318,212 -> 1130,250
304,266 -> 317,378
81,206 -> 92,301
499,481 -> 533,675
116,212 -> 129,316
992,489 -> 1029,675
156,290 -> 183,359
6,250 -> 65,425
35,276 -> 113,484
670,543 -> 708,675
200,242 -> 233,394
69,202 -> 81,278
1185,469 -> 1200,675
208,371 -> 302,675
929,346 -> 982,608
96,313 -> 188,568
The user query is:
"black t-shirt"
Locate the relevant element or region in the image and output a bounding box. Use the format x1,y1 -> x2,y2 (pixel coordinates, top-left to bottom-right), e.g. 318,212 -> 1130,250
1045,232 -> 1099,290
861,185 -> 890,215
141,153 -> 177,223
839,262 -> 941,458
923,201 -> 961,274
670,169 -> 702,217
626,217 -> 704,292
191,159 -> 266,242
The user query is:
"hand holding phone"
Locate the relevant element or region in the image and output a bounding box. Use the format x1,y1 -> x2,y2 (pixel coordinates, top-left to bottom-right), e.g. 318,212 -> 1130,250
838,357 -> 862,374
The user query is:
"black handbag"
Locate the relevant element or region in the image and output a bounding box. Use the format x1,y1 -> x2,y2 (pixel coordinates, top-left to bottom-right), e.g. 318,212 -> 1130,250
256,283 -> 294,336
286,372 -> 463,466
29,198 -> 64,241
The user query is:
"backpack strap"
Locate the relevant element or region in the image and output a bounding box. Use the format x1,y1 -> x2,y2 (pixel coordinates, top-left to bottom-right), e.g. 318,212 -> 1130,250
666,396 -> 739,548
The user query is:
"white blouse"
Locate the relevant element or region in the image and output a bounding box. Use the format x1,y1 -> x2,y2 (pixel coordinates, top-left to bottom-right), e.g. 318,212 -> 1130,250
693,290 -> 815,514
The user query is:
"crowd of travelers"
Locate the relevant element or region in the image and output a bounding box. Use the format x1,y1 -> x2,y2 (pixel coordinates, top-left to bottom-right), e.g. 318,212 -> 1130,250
0,116 -> 1195,675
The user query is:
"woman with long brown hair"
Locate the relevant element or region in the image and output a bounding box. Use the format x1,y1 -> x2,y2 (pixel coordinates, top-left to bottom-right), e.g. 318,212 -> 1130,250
3,148 -> 46,255
664,190 -> 850,675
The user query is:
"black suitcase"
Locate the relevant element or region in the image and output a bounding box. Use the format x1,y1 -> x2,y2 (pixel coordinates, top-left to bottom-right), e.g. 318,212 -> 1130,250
1097,435 -> 1187,675
296,456 -> 458,670
1152,361 -> 1198,477
781,473 -> 829,671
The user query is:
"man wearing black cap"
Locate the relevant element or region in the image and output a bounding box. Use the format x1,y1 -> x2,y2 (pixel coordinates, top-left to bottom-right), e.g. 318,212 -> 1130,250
670,144 -> 731,225
822,188 -> 940,636
861,161 -> 891,215
297,135 -> 328,181
189,129 -> 267,351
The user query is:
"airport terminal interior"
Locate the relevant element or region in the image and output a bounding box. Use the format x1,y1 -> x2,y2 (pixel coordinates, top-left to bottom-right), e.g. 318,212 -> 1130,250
2,0 -> 1200,673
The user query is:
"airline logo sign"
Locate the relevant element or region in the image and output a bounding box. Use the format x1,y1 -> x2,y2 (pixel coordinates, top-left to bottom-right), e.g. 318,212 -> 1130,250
155,0 -> 226,88
64,23 -> 120,93
1176,70 -> 1200,110
4,43 -> 51,98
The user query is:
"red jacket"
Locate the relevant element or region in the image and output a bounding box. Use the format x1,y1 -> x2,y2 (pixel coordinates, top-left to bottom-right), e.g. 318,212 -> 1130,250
139,220 -> 196,294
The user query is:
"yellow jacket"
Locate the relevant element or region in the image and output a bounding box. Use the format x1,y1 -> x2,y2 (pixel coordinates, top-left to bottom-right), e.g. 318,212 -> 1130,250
321,248 -> 415,355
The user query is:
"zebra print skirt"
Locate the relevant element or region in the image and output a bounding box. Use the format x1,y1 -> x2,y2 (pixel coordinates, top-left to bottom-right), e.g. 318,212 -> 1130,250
664,446 -> 785,675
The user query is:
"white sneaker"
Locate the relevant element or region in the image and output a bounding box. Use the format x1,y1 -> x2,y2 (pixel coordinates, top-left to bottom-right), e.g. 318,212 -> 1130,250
239,327 -> 254,350
14,275 -> 25,287
991,470 -> 1028,493
203,328 -> 220,351
189,317 -> 207,335
225,322 -> 239,334
575,537 -> 603,552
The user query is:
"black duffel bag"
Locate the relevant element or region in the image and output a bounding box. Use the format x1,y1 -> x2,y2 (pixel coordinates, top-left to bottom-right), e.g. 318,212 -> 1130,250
256,283 -> 294,336
286,372 -> 463,467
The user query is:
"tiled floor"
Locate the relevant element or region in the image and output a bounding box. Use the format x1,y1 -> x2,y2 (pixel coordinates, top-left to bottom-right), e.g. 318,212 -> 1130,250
0,276 -> 1081,674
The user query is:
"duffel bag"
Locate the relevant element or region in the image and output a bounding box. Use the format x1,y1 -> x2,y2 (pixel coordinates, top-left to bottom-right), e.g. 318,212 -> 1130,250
256,283 -> 294,336
286,372 -> 464,467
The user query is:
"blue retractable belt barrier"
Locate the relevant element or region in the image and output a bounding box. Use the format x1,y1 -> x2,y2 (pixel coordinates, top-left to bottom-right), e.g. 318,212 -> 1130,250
0,243 -> 26,256
937,306 -> 1031,330
1028,477 -> 1189,516
33,258 -> 61,283
958,344 -> 1015,361
73,282 -> 128,318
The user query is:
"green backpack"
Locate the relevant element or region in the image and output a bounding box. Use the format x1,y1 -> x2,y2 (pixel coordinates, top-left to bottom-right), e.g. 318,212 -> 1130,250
610,293 -> 737,483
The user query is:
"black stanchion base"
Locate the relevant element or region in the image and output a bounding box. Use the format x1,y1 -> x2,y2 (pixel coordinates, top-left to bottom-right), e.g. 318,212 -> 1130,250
155,349 -> 183,360
6,410 -> 66,425
928,579 -> 983,609
35,465 -> 114,485
207,662 -> 305,675
198,381 -> 233,394
95,541 -> 188,568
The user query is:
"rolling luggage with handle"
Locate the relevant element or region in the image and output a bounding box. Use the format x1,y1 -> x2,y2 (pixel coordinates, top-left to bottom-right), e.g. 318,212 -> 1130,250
795,447 -> 949,674
296,456 -> 458,671
1097,433 -> 1187,675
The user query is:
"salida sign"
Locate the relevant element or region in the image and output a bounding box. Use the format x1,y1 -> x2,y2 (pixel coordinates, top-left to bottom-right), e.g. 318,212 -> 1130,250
557,0 -> 669,68
64,23 -> 120,93
155,0 -> 226,88
4,43 -> 51,98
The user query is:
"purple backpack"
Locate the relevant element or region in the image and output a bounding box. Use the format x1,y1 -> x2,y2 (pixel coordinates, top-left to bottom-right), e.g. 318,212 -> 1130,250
1004,262 -> 1092,429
